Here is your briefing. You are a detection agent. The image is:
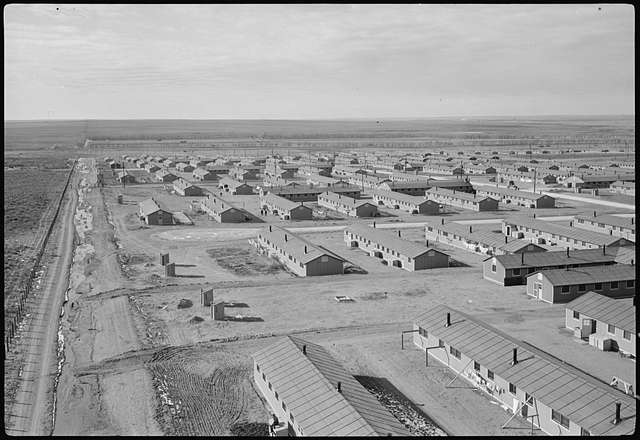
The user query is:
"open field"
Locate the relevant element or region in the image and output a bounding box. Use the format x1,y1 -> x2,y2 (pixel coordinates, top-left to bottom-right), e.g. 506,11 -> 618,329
3,117 -> 635,437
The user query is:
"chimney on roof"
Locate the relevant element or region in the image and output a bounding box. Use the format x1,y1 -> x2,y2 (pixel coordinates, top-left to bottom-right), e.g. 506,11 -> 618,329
566,248 -> 570,258
521,252 -> 524,265
285,234 -> 288,242
533,213 -> 536,219
594,210 -> 597,217
469,226 -> 472,233
337,381 -> 342,393
373,221 -> 376,228
302,345 -> 307,355
603,244 -> 606,255
511,347 -> 518,365
631,217 -> 634,225
269,225 -> 272,232
445,312 -> 451,327
398,230 -> 401,238
441,218 -> 444,225
612,402 -> 621,425
304,245 -> 308,254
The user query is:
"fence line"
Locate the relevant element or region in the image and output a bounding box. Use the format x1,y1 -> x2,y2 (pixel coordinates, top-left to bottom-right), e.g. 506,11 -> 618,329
4,160 -> 77,357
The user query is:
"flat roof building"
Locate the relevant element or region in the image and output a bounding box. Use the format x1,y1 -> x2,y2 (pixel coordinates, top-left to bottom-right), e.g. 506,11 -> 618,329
255,225 -> 344,276
345,223 -> 449,271
412,304 -> 636,436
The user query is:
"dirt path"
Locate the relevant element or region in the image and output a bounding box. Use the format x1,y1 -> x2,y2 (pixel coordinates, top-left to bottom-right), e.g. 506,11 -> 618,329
51,158 -> 162,436
5,164 -> 78,435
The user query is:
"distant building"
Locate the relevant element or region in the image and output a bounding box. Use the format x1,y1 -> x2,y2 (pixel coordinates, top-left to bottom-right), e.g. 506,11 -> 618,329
192,167 -> 217,181
610,180 -> 635,196
475,186 -> 556,208
344,223 -> 449,271
501,217 -> 634,249
218,176 -> 254,195
155,169 -> 179,183
255,225 -> 344,276
425,220 -> 546,256
573,214 -> 635,242
200,193 -> 252,223
563,174 -> 634,192
116,171 -> 136,184
525,264 -> 636,303
426,187 -> 499,211
317,191 -> 378,217
482,247 -> 630,286
138,198 -> 173,225
565,292 -> 635,357
260,193 -> 313,220
370,189 -> 440,214
176,162 -> 195,172
173,178 -> 203,196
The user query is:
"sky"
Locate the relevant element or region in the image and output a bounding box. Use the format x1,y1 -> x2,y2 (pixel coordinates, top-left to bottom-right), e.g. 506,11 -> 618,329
3,4 -> 635,120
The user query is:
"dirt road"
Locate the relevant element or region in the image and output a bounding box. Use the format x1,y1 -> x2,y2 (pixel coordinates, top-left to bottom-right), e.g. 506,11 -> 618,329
5,165 -> 78,435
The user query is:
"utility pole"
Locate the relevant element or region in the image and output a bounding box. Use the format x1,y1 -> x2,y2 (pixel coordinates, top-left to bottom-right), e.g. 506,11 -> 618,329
533,168 -> 537,193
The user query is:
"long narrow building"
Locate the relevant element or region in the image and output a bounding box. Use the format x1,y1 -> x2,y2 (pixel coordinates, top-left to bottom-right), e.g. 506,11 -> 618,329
425,220 -> 547,256
426,187 -> 499,211
483,247 -> 633,286
412,305 -> 635,436
573,214 -> 635,242
525,264 -> 636,303
260,193 -> 313,220
255,225 -> 344,276
317,192 -> 378,217
200,194 -> 253,223
501,217 -> 634,250
370,189 -> 440,214
344,223 -> 449,271
475,186 -> 556,208
252,336 -> 409,436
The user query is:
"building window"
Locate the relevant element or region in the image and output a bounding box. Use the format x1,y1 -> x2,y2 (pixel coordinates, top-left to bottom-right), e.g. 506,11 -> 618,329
473,361 -> 480,371
487,370 -> 494,380
623,330 -> 631,340
561,286 -> 570,294
513,268 -> 521,275
608,324 -> 616,334
449,346 -> 461,359
262,373 -> 266,381
509,383 -> 516,395
282,402 -> 286,411
552,409 -> 570,429
275,391 -> 279,400
578,284 -> 586,292
268,382 -> 272,390
438,339 -> 444,348
491,264 -> 497,273
581,427 -> 590,436
256,364 -> 260,371
611,281 -> 619,289
594,283 -> 602,290
320,256 -> 328,263
626,280 -> 635,288
573,310 -> 580,319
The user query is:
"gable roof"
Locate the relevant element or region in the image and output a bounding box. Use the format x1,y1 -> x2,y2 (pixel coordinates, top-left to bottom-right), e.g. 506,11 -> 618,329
252,336 -> 408,436
346,223 -> 447,259
475,185 -> 551,201
261,192 -> 311,213
502,217 -> 633,247
414,305 -> 636,436
530,264 -> 636,286
574,214 -> 635,232
566,292 -> 635,332
139,198 -> 165,216
259,225 -> 343,265
318,191 -> 375,208
426,187 -> 494,203
488,247 -> 631,269
369,188 -> 437,206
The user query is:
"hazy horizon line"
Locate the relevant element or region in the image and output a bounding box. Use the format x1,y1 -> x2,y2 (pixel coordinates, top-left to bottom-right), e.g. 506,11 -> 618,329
4,114 -> 635,123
